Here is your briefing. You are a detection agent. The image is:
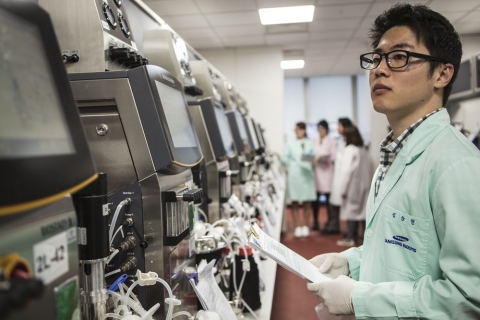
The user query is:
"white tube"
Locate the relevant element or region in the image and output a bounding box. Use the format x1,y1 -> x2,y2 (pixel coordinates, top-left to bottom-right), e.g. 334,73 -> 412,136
109,199 -> 131,242
231,239 -> 248,295
110,225 -> 123,246
172,311 -> 193,319
106,249 -> 119,265
105,269 -> 121,278
242,298 -> 260,320
101,313 -> 123,320
197,208 -> 208,222
155,278 -> 174,320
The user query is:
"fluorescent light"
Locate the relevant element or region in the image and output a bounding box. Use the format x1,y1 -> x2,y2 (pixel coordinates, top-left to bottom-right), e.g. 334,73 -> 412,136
259,5 -> 315,25
281,60 -> 305,69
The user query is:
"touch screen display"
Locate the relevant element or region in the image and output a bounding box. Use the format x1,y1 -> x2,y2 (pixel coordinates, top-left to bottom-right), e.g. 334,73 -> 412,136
246,118 -> 259,150
155,80 -> 198,148
0,10 -> 74,159
213,105 -> 235,157
234,111 -> 250,151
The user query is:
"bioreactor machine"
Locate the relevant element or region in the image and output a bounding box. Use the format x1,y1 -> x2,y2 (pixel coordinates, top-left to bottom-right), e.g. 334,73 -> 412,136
143,29 -> 204,98
69,65 -> 203,317
188,60 -> 240,222
39,0 -> 147,73
0,3 -> 98,319
37,0 -> 203,315
216,79 -> 238,111
188,98 -> 238,222
226,110 -> 254,195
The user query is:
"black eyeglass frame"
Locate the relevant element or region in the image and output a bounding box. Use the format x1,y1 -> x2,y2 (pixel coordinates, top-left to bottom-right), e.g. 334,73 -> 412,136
359,50 -> 444,70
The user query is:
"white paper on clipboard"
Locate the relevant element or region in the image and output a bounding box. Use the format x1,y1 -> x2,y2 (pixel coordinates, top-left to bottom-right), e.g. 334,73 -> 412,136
248,223 -> 332,283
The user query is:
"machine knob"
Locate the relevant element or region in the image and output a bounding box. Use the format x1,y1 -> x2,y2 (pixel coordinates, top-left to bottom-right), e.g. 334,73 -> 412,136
110,47 -> 130,61
119,257 -> 137,273
184,85 -> 204,97
0,279 -> 44,316
182,189 -> 203,204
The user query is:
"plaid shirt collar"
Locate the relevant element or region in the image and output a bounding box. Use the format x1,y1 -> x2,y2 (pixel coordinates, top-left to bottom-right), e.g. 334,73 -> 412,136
375,108 -> 444,197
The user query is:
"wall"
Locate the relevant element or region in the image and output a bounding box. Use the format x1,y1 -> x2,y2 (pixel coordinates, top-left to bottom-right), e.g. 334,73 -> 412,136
199,47 -> 285,154
284,78 -> 306,143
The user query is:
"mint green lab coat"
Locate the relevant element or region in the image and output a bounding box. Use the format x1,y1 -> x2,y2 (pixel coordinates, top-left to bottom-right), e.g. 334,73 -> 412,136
343,109 -> 480,319
281,138 -> 317,202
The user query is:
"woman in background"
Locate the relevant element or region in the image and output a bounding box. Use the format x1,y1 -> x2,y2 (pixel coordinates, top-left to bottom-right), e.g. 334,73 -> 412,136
281,122 -> 317,238
312,120 -> 336,231
324,118 -> 353,235
336,126 -> 371,246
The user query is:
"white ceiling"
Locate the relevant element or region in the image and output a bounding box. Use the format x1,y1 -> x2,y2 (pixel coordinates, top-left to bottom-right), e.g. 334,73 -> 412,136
142,0 -> 480,77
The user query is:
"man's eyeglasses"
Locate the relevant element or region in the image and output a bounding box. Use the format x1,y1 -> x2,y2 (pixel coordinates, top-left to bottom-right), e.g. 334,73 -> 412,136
360,50 -> 444,70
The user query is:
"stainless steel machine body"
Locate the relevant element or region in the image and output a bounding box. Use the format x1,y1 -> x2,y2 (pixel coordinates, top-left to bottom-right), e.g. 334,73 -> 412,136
69,65 -> 203,317
189,60 -> 222,102
0,3 -> 99,319
0,198 -> 81,320
39,0 -> 147,73
143,29 -> 196,89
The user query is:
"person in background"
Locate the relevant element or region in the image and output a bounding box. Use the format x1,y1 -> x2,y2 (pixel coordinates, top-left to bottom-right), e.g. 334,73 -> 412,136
281,122 -> 317,238
311,120 -> 336,231
323,118 -> 353,235
307,3 -> 480,318
335,126 -> 371,246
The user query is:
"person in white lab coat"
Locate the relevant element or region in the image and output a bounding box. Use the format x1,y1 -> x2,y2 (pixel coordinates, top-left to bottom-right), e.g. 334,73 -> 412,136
323,118 -> 353,235
335,126 -> 372,246
281,122 -> 317,238
311,120 -> 336,231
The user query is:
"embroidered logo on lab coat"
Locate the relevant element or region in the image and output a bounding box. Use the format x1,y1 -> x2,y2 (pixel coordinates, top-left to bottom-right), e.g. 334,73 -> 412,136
385,235 -> 417,253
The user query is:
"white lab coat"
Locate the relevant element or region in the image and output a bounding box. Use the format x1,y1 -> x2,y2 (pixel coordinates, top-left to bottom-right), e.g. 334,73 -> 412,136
329,139 -> 345,206
337,145 -> 371,221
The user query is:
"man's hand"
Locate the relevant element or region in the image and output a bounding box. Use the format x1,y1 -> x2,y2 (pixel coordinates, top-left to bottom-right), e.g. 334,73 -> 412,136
307,275 -> 355,315
309,253 -> 349,278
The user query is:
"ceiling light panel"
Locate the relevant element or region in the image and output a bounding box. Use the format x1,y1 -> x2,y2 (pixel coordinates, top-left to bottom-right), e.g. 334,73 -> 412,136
281,60 -> 305,69
259,5 -> 315,25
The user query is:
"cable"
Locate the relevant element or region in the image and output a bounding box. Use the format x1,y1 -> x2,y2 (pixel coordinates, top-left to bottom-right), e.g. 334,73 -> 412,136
100,313 -> 123,320
105,269 -> 121,278
242,298 -> 260,320
172,311 -> 194,319
106,249 -> 119,265
110,225 -> 123,247
109,198 -> 131,243
197,207 -> 208,222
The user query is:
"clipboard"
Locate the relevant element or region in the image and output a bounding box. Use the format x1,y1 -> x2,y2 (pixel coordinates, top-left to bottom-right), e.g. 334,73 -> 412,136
247,223 -> 332,283
301,154 -> 315,162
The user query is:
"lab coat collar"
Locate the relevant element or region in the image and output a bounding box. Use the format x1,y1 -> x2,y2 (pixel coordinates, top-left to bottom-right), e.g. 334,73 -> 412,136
367,108 -> 451,226
400,108 -> 450,164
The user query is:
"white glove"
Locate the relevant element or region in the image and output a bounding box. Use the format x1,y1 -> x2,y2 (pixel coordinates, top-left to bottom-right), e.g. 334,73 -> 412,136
307,275 -> 355,315
309,253 -> 349,278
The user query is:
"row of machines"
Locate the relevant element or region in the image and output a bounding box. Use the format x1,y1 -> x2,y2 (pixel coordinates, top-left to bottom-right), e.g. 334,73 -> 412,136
0,1 -> 282,319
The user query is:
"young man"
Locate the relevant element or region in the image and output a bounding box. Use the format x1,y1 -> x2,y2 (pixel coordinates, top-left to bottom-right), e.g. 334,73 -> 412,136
306,3 -> 480,318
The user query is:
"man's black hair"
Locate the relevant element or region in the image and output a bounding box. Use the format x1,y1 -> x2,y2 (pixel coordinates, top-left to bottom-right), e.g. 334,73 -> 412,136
369,3 -> 462,106
318,120 -> 329,133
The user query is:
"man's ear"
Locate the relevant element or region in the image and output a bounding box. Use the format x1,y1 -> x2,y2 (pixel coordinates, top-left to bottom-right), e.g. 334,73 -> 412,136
434,63 -> 454,89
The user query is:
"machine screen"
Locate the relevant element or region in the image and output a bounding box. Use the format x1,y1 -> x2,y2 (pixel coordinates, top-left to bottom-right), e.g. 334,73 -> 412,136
235,111 -> 249,149
155,80 -> 198,148
451,60 -> 471,95
247,118 -> 260,150
0,10 -> 74,159
213,105 -> 235,157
